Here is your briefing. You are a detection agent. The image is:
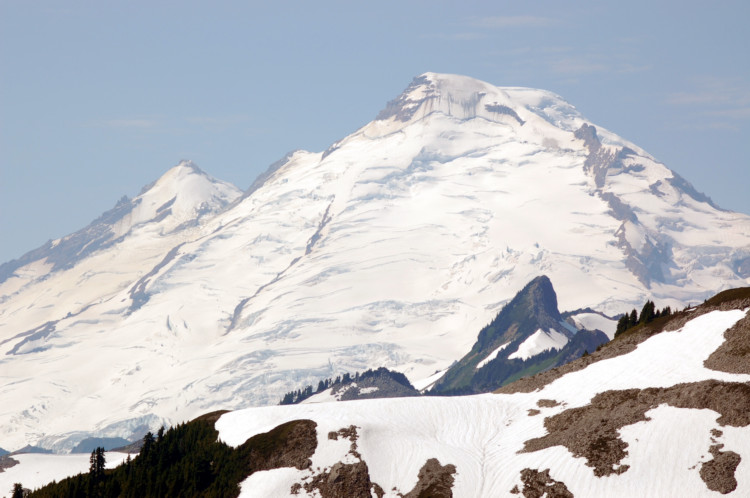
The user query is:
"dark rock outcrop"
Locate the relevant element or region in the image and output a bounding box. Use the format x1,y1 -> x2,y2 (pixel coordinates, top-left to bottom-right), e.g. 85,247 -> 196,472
510,468 -> 574,497
521,380 -> 750,478
700,444 -> 741,494
403,458 -> 457,498
433,276 -> 607,394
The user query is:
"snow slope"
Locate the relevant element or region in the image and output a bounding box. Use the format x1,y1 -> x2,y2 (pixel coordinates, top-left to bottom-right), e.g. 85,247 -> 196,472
2,73 -> 750,452
215,308 -> 750,497
507,329 -> 568,360
0,452 -> 131,495
476,342 -> 510,369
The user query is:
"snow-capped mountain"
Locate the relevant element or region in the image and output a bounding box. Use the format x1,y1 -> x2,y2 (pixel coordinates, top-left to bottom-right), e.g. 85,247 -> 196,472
4,288 -> 747,496
2,72 -> 750,453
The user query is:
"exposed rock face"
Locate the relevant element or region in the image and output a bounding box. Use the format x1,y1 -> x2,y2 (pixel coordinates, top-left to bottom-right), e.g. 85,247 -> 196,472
327,425 -> 361,459
294,425 -> 455,498
333,368 -> 420,402
700,444 -> 741,494
521,380 -> 750,478
510,468 -> 574,497
0,455 -> 19,472
705,313 -> 750,374
245,419 -> 318,472
574,122 -> 675,286
434,276 -> 607,394
301,461 -> 384,498
402,458 -> 457,498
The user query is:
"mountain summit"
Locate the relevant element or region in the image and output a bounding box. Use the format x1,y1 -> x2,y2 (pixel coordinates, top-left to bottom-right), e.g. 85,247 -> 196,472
1,73 -> 750,452
432,276 -> 607,394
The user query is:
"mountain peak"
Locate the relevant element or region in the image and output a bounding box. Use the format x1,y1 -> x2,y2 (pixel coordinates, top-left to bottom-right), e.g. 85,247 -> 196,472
373,72 -> 527,127
431,275 -> 605,394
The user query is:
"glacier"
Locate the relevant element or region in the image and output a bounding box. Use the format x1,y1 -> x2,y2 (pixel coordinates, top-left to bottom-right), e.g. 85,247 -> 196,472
1,72 -> 750,453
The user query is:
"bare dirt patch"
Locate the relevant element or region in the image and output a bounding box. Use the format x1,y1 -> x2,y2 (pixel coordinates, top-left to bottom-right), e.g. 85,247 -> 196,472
521,380 -> 750,477
510,468 -> 574,497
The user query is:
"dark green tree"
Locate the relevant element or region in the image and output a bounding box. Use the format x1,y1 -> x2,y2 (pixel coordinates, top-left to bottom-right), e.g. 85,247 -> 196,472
615,315 -> 629,337
89,447 -> 106,480
12,483 -> 24,498
628,309 -> 638,327
639,300 -> 656,324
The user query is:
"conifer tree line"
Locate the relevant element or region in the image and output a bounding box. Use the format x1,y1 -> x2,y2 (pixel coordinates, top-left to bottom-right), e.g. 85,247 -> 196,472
24,413 -> 314,498
614,300 -> 672,337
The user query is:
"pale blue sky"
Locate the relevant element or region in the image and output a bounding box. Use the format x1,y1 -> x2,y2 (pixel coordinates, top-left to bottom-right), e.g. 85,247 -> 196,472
1,1 -> 749,263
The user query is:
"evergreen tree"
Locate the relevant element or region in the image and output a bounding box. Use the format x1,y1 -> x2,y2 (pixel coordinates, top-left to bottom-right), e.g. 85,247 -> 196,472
89,447 -> 106,480
615,315 -> 629,337
639,300 -> 656,324
12,483 -> 24,498
141,432 -> 155,459
628,309 -> 638,327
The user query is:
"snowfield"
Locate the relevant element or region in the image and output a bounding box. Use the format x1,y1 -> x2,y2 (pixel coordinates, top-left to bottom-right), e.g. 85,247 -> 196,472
2,72 -> 750,454
0,452 -> 131,496
507,328 -> 568,360
215,309 -> 750,497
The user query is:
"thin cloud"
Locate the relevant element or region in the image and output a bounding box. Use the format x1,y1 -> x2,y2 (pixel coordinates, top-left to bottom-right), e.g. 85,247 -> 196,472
468,16 -> 558,29
667,77 -> 750,107
98,118 -> 159,129
419,32 -> 487,41
185,115 -> 249,129
667,77 -> 750,129
550,56 -> 609,75
707,108 -> 750,119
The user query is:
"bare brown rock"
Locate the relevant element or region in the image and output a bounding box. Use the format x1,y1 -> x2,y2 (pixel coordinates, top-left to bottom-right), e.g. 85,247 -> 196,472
245,419 -> 318,471
402,458 -> 457,498
303,461 -> 383,498
0,455 -> 19,472
705,314 -> 750,374
328,425 -> 361,459
537,399 -> 559,408
528,409 -> 541,416
521,380 -> 750,477
700,444 -> 741,494
514,468 -> 574,498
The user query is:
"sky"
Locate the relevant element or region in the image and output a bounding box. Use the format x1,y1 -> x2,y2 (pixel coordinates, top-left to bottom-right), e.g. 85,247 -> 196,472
1,0 -> 749,263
